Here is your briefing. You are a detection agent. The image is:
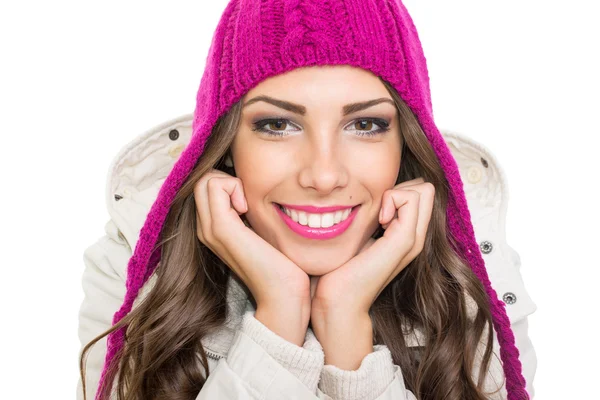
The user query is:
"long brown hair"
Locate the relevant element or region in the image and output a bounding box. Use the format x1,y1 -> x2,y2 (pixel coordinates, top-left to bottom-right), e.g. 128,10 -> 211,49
79,77 -> 502,399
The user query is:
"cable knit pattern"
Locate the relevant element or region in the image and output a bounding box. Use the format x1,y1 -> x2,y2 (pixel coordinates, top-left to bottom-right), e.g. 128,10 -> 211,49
240,309 -> 325,393
319,345 -> 396,400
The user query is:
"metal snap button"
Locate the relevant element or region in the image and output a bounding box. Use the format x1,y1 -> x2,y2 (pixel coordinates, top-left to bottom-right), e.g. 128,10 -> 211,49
169,129 -> 179,141
467,166 -> 482,184
479,240 -> 493,254
503,292 -> 517,305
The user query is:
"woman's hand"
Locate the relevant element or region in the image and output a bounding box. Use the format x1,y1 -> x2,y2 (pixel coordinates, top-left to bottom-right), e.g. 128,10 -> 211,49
309,177 -> 435,368
194,169 -> 311,346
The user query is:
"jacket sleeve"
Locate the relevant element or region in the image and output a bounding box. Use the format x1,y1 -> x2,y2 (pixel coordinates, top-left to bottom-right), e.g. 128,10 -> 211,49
506,244 -> 538,398
76,221 -> 131,400
481,243 -> 538,399
512,315 -> 537,398
469,315 -> 536,399
467,242 -> 537,399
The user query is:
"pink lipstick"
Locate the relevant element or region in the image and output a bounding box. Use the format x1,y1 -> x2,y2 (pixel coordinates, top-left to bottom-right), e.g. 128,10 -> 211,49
274,203 -> 361,240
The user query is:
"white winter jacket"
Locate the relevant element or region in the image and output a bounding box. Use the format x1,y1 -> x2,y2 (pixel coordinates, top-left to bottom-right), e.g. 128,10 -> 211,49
76,113 -> 538,400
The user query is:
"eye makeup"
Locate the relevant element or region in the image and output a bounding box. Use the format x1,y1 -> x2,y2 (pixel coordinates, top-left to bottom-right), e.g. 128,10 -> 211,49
250,117 -> 391,138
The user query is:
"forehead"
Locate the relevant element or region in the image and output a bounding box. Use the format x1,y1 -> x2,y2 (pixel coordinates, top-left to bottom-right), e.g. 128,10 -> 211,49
242,65 -> 391,110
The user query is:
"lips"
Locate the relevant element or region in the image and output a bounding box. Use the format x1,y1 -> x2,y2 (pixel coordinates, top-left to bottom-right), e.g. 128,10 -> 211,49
274,203 -> 361,240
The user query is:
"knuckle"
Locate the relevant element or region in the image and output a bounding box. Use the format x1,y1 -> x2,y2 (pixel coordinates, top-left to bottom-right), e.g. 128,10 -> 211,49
235,177 -> 244,189
408,189 -> 420,200
424,181 -> 435,195
206,176 -> 219,191
193,178 -> 206,196
195,172 -> 216,194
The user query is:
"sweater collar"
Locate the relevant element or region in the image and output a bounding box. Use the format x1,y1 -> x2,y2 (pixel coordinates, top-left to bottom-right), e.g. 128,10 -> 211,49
198,272 -> 429,357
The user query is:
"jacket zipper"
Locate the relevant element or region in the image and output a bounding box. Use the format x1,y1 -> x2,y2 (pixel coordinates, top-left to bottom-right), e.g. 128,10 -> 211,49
205,349 -> 224,361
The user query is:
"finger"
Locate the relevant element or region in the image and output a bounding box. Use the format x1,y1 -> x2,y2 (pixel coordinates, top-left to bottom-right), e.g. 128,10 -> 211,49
380,177 -> 425,229
377,178 -> 424,228
215,176 -> 248,214
394,177 -> 425,189
380,186 -> 416,227
201,176 -> 250,282
207,177 -> 247,240
195,170 -> 245,231
194,174 -> 214,242
380,193 -> 396,229
382,183 -> 435,289
382,189 -> 420,256
388,183 -> 433,252
411,182 -> 435,255
338,190 -> 420,309
371,190 -> 420,299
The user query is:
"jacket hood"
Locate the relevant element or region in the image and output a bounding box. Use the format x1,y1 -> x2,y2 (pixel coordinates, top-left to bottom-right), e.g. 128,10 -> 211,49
96,0 -> 530,398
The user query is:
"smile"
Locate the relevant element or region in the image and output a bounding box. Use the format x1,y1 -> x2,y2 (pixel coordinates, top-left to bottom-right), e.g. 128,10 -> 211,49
274,203 -> 361,240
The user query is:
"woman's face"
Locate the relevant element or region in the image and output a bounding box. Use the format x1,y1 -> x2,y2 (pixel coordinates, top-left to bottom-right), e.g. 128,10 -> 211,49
230,65 -> 402,276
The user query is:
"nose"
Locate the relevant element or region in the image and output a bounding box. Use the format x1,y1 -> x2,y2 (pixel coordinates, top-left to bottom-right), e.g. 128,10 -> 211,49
298,138 -> 349,194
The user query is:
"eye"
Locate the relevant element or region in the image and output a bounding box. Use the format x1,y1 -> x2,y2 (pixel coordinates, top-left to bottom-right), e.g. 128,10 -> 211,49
345,118 -> 391,137
251,118 -> 299,137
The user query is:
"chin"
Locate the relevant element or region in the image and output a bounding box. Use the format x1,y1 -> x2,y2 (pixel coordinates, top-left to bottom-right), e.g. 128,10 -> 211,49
281,245 -> 353,276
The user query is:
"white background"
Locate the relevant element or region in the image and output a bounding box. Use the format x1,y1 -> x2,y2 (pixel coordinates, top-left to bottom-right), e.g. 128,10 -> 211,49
1,1 -> 597,398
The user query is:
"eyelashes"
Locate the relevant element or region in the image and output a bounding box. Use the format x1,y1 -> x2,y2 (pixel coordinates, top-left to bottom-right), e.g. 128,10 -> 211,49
251,117 -> 391,138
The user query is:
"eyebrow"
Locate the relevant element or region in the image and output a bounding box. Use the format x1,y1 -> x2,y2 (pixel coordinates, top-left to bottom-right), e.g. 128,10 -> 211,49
242,95 -> 395,116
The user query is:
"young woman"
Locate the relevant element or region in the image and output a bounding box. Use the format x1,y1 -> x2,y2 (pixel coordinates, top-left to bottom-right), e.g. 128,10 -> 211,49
77,1 -> 537,399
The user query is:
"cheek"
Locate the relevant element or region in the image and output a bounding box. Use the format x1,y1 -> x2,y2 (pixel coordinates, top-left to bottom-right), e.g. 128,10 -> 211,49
349,146 -> 400,194
234,150 -> 289,200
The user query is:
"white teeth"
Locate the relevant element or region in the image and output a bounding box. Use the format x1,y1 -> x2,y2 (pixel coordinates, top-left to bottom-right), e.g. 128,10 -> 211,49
333,210 -> 343,223
280,205 -> 354,228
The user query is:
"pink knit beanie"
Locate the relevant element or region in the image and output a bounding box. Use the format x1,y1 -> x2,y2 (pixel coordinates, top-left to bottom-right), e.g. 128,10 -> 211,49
97,0 -> 530,398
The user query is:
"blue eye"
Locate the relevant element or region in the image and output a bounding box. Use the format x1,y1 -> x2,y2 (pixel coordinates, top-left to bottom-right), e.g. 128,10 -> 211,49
251,118 -> 390,137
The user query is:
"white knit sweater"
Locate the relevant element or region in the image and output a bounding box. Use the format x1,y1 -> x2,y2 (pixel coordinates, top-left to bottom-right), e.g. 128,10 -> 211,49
241,308 -> 397,400
200,273 -> 400,399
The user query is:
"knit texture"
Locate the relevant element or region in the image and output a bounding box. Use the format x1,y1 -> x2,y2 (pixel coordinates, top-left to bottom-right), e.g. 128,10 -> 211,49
240,309 -> 325,393
96,0 -> 530,399
240,308 -> 398,398
319,345 -> 396,400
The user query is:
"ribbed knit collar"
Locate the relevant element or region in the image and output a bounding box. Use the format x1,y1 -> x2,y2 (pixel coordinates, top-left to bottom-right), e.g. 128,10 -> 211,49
198,273 -> 430,358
